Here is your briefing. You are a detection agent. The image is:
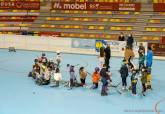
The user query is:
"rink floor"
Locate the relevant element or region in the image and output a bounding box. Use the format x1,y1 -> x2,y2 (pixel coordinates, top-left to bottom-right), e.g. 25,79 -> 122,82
0,49 -> 165,114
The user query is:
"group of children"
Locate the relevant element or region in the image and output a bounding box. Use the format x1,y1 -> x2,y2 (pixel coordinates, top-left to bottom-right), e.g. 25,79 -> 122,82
119,59 -> 152,96
28,43 -> 153,97
28,51 -> 62,87
28,51 -> 102,91
119,43 -> 153,96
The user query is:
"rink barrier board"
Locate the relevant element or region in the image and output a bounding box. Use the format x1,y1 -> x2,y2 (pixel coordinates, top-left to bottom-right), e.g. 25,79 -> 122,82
0,34 -> 165,60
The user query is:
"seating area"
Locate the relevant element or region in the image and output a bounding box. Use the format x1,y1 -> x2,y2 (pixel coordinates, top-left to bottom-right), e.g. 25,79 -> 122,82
0,0 -> 165,42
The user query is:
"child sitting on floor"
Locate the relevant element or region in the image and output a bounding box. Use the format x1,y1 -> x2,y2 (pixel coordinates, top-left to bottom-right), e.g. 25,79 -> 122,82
40,53 -> 48,64
29,59 -> 40,79
79,67 -> 87,86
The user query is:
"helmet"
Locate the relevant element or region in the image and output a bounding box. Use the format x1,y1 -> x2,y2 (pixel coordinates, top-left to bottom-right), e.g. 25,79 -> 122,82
34,59 -> 38,63
42,53 -> 46,56
95,67 -> 100,72
56,50 -> 60,54
70,65 -> 74,72
67,64 -> 70,67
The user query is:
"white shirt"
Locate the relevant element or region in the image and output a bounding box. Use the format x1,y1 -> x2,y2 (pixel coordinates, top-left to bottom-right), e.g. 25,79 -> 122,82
53,72 -> 62,81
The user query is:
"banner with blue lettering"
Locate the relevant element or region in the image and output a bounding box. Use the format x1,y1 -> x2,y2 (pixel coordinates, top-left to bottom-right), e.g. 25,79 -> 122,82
95,40 -> 107,52
71,38 -> 95,49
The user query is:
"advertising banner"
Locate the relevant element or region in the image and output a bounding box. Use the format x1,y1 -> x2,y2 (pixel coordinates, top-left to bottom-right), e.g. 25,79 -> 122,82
72,38 -> 95,49
0,16 -> 37,22
52,2 -> 141,11
0,1 -> 40,10
118,3 -> 141,11
95,40 -> 147,57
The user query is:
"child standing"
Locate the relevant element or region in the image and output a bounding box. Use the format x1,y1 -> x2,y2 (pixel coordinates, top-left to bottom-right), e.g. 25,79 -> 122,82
146,68 -> 152,90
79,67 -> 87,86
69,65 -> 76,89
53,68 -> 62,87
119,60 -> 128,90
100,64 -> 112,96
141,67 -> 147,96
55,50 -> 61,68
91,67 -> 100,89
131,69 -> 138,95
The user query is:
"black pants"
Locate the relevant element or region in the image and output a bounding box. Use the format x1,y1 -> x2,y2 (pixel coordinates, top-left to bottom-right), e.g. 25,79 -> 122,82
70,79 -> 74,87
101,78 -> 108,96
80,78 -> 86,85
101,84 -> 108,96
43,80 -> 50,85
142,83 -> 146,93
93,83 -> 98,89
127,44 -> 133,50
122,77 -> 127,87
105,58 -> 110,71
55,81 -> 59,87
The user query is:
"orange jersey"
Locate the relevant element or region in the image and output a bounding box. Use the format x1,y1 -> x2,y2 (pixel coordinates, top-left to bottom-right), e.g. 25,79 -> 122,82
92,72 -> 100,83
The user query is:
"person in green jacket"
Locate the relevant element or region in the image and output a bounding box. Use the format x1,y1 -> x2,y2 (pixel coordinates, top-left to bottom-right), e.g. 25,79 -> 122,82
139,52 -> 145,70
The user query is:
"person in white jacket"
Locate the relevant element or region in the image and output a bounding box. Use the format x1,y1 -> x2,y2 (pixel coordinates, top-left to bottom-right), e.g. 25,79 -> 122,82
55,50 -> 61,68
98,47 -> 105,69
52,68 -> 62,87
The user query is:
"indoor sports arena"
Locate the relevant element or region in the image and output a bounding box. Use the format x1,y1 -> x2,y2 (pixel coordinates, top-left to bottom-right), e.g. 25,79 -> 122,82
0,0 -> 165,114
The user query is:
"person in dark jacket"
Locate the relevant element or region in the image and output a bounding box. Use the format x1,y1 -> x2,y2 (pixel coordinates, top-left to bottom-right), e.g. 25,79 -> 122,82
104,44 -> 111,71
138,43 -> 145,55
118,32 -> 125,41
100,64 -> 112,96
130,69 -> 138,95
119,60 -> 128,90
127,34 -> 134,49
141,67 -> 147,96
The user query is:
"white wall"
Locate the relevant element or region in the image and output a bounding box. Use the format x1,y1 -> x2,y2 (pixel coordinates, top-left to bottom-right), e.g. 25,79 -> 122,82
0,34 -> 96,55
0,34 -> 165,60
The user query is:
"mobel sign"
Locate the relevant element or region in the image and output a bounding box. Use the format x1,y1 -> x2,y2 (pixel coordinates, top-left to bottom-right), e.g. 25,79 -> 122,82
51,2 -> 141,11
0,1 -> 40,10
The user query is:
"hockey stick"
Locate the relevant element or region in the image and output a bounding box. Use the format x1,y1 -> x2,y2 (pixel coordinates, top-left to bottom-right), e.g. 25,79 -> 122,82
109,82 -> 121,88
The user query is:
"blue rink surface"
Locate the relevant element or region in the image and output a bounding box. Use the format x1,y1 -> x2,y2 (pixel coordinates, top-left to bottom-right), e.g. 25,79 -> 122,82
0,49 -> 165,114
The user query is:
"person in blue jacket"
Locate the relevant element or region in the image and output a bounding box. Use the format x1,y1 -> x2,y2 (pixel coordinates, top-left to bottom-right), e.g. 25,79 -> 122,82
146,46 -> 153,68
